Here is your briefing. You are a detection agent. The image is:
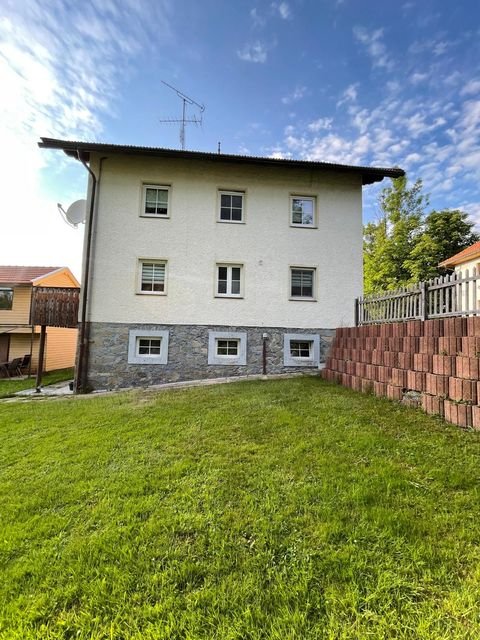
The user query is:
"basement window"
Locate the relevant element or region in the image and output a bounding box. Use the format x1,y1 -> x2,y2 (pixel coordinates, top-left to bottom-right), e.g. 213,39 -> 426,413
128,330 -> 169,364
283,333 -> 320,367
208,331 -> 247,365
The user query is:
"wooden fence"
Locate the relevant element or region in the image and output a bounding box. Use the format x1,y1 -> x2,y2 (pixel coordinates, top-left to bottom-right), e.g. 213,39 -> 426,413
30,287 -> 80,328
356,269 -> 480,325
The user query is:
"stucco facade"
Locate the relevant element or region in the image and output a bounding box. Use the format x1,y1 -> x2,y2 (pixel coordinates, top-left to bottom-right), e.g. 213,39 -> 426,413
88,155 -> 363,327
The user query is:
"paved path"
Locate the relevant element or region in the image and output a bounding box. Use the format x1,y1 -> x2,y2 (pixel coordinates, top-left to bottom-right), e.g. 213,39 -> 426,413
3,372 -> 320,403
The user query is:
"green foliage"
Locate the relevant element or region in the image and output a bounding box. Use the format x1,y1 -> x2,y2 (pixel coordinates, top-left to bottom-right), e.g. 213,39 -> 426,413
2,379 -> 480,638
364,177 -> 479,293
406,210 -> 479,281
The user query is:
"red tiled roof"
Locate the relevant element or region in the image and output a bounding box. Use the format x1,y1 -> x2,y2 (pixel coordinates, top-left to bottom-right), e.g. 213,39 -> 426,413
0,266 -> 61,284
439,241 -> 480,268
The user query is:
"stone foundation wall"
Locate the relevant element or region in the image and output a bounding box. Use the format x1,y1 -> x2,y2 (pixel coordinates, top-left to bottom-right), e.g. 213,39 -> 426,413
321,317 -> 480,430
86,322 -> 335,389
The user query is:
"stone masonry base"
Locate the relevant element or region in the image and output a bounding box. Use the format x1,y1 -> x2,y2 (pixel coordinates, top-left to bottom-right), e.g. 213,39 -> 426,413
86,322 -> 335,390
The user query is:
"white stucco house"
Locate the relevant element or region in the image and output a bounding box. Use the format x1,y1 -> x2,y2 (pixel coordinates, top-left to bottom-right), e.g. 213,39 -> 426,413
439,241 -> 480,275
439,241 -> 480,314
39,138 -> 403,390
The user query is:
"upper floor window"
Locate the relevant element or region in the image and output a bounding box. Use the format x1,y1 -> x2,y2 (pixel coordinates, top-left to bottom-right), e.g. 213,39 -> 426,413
142,185 -> 170,217
216,264 -> 243,297
219,191 -> 244,223
290,267 -> 315,299
0,288 -> 13,310
138,260 -> 167,294
290,196 -> 315,227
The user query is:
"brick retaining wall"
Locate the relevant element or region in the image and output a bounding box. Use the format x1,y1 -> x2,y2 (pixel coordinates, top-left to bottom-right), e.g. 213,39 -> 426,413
321,317 -> 480,429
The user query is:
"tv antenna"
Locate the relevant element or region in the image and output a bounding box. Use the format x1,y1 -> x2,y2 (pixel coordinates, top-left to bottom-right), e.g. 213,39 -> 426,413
160,80 -> 205,150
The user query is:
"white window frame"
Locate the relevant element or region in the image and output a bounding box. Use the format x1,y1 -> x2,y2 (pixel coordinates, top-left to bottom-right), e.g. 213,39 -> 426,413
215,263 -> 243,298
218,190 -> 245,224
283,333 -> 320,367
128,329 -> 169,364
208,331 -> 247,365
289,266 -> 316,300
290,195 -> 316,228
141,184 -> 171,218
137,259 -> 168,296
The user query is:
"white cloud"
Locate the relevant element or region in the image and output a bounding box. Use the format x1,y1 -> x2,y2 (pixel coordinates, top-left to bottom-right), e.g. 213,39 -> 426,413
353,26 -> 393,71
410,72 -> 428,85
237,41 -> 268,63
250,8 -> 265,28
461,80 -> 480,96
337,83 -> 359,106
432,40 -> 449,56
307,118 -> 333,132
271,2 -> 291,19
0,0 -> 172,278
281,85 -> 307,104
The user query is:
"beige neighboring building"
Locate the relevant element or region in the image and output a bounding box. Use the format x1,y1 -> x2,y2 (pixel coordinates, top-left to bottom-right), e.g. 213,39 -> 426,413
0,266 -> 79,372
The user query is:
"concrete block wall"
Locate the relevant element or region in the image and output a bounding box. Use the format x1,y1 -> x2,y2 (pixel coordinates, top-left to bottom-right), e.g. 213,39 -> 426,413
321,317 -> 480,430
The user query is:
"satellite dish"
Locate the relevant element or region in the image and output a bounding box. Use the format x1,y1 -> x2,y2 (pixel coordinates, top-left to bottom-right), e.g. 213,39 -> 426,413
65,199 -> 87,226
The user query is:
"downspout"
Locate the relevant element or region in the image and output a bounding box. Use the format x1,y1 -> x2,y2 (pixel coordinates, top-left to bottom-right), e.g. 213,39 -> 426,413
262,332 -> 269,375
74,154 -> 106,393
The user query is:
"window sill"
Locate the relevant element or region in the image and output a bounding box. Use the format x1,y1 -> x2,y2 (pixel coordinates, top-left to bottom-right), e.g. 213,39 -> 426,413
217,220 -> 246,225
140,214 -> 170,219
289,297 -> 317,302
214,295 -> 244,299
290,224 -> 317,229
136,291 -> 167,296
285,360 -> 317,367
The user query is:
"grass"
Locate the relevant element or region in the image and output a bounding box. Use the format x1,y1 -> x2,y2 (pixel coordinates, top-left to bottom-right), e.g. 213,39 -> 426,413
1,377 -> 480,639
0,368 -> 74,398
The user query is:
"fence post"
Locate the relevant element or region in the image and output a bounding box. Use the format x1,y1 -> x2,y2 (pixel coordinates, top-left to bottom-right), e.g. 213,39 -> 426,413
354,298 -> 359,326
420,281 -> 428,321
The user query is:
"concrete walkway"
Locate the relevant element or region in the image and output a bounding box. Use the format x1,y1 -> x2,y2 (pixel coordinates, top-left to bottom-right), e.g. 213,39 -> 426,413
5,371 -> 320,402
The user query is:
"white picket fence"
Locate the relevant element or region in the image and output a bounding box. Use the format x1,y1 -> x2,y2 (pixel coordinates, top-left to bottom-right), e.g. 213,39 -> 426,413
355,269 -> 480,325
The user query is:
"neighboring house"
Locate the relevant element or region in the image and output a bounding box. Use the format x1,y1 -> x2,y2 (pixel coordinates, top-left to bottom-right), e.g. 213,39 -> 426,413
439,241 -> 480,274
39,138 -> 403,390
439,241 -> 480,313
0,266 -> 79,372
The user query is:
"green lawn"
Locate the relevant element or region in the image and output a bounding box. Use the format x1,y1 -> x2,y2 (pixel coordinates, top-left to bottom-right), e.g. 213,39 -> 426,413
0,368 -> 74,399
1,378 -> 480,639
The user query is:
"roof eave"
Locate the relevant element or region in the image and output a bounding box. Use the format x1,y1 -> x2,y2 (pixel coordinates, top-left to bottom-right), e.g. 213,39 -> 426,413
439,251 -> 480,268
38,137 -> 404,185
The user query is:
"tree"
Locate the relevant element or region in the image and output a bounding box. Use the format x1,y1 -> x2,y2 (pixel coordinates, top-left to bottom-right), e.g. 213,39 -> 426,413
405,210 -> 479,281
363,177 -> 479,293
364,176 -> 427,293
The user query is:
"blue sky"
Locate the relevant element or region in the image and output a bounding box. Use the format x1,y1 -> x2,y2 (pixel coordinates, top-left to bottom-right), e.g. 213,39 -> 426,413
1,0 -> 479,278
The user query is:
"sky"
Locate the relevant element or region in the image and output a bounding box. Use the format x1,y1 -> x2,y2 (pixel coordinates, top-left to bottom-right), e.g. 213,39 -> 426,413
1,0 -> 479,280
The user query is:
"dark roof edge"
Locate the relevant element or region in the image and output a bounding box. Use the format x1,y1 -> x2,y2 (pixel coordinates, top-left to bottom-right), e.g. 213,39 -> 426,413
38,137 -> 405,185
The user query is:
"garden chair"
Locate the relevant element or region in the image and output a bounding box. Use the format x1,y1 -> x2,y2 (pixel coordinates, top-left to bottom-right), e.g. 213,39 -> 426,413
6,358 -> 23,377
20,354 -> 31,373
